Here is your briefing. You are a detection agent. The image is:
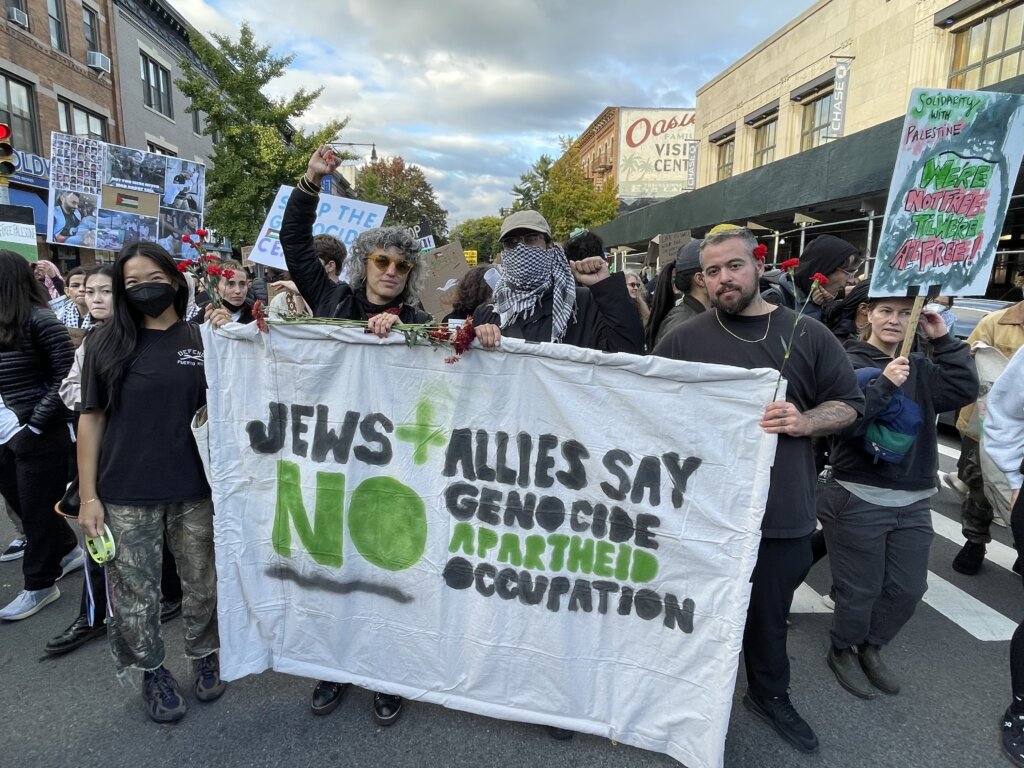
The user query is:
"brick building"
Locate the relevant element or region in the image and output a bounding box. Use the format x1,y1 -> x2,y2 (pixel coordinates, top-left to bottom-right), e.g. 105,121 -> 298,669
2,0 -> 119,265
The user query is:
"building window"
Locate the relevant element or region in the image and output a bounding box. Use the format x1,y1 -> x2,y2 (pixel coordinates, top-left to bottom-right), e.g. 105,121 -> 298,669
0,72 -> 38,153
58,99 -> 106,140
800,90 -> 835,151
140,52 -> 173,118
147,141 -> 176,157
716,139 -> 734,181
752,118 -> 777,168
191,101 -> 202,134
83,6 -> 100,53
949,3 -> 1024,89
47,0 -> 68,53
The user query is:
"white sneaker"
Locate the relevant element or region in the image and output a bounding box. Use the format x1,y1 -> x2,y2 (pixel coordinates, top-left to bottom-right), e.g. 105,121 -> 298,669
0,538 -> 27,562
58,546 -> 85,580
0,586 -> 60,620
942,471 -> 969,498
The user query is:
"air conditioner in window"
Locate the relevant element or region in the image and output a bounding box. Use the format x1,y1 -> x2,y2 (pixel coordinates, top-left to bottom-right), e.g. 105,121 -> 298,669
87,51 -> 111,73
6,7 -> 29,28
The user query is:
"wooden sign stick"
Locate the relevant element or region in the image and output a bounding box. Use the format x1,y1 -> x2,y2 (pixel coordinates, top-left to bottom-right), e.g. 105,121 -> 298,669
899,295 -> 925,358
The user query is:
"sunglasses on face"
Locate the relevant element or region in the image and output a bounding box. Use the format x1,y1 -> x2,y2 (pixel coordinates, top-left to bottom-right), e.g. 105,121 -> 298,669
366,254 -> 414,275
626,281 -> 641,288
501,233 -> 548,250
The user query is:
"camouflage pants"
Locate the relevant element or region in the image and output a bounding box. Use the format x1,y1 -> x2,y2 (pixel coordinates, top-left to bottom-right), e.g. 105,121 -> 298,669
957,436 -> 993,544
104,499 -> 218,673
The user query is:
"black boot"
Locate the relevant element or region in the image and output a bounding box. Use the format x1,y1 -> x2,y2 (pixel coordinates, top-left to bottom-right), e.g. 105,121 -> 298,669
952,541 -> 986,575
310,680 -> 347,715
372,692 -> 403,726
44,613 -> 105,655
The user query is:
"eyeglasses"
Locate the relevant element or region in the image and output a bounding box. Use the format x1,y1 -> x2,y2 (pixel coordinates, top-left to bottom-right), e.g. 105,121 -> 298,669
366,254 -> 414,275
626,282 -> 641,288
835,261 -> 864,278
501,233 -> 548,250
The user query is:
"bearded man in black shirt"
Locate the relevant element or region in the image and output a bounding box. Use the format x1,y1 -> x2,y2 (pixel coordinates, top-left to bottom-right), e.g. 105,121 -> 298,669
653,225 -> 863,755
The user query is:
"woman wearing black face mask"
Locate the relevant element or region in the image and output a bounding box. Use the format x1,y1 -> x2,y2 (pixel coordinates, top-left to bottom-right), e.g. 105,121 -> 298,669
77,241 -> 225,724
199,259 -> 255,326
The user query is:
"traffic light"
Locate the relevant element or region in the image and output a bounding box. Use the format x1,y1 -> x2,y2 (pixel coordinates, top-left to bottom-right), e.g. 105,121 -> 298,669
0,123 -> 14,177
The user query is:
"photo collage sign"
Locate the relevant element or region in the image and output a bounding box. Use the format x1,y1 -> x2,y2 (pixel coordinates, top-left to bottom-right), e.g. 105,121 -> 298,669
46,132 -> 206,258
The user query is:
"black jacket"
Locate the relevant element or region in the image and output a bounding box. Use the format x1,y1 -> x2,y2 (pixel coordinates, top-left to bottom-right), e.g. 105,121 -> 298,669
280,187 -> 430,324
0,306 -> 75,429
830,335 -> 978,491
472,274 -> 645,354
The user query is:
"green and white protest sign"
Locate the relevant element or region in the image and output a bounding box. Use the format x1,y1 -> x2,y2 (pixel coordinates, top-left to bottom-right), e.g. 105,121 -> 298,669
202,323 -> 778,768
871,88 -> 1024,297
0,204 -> 38,261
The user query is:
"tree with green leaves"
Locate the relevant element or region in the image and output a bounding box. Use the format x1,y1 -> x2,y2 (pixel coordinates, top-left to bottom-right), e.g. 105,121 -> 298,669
450,216 -> 502,263
538,138 -> 619,241
356,157 -> 449,239
510,154 -> 553,212
177,23 -> 348,247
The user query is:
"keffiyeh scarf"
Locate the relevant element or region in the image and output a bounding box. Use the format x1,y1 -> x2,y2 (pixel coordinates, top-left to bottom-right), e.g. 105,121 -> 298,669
493,243 -> 576,343
60,300 -> 92,329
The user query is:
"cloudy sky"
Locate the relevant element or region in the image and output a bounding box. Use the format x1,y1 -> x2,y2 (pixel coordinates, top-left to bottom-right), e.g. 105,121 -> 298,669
173,0 -> 814,227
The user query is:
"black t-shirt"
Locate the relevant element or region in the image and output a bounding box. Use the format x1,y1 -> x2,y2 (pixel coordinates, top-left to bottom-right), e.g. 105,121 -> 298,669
82,321 -> 210,505
653,306 -> 863,538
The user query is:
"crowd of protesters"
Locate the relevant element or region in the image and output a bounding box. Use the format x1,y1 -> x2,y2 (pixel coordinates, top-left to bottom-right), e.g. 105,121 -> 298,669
2,143 -> 1023,766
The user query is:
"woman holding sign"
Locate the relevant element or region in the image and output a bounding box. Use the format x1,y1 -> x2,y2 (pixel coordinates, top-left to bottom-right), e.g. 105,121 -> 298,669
274,146 -> 432,727
817,296 -> 976,700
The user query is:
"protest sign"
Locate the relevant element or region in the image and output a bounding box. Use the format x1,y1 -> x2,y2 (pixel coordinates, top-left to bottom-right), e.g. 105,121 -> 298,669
0,204 -> 38,261
870,88 -> 1024,298
250,186 -> 388,270
203,322 -> 778,768
46,132 -> 206,253
418,240 -> 468,319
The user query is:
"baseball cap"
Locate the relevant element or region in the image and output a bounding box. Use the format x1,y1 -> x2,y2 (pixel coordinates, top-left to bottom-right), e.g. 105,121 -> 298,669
500,210 -> 552,240
675,240 -> 702,275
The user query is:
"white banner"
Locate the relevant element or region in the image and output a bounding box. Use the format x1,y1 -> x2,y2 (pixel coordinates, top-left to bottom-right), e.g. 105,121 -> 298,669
203,323 -> 778,768
249,186 -> 388,270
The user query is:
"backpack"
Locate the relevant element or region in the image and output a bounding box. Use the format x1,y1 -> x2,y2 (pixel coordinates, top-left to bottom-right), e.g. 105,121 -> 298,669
855,367 -> 924,464
760,269 -> 797,309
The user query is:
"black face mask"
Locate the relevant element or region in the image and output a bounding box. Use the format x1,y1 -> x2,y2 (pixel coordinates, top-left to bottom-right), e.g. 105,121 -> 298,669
125,282 -> 177,318
222,299 -> 244,312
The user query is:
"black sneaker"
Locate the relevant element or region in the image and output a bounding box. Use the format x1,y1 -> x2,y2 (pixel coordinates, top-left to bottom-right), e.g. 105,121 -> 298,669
1003,707 -> 1024,767
742,690 -> 819,754
547,726 -> 575,740
952,541 -> 986,575
194,652 -> 227,702
372,692 -> 403,726
311,680 -> 347,715
143,666 -> 187,723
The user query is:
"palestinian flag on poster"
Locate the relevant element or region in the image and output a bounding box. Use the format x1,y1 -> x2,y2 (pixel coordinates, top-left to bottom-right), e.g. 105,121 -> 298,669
116,192 -> 139,209
265,228 -> 280,240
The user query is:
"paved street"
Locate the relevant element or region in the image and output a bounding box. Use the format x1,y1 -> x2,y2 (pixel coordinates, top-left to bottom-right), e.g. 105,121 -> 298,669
0,429 -> 1017,768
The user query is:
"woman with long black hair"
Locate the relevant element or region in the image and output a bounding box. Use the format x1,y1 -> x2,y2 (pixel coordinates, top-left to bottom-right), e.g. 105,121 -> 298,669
0,251 -> 79,620
77,241 -> 224,723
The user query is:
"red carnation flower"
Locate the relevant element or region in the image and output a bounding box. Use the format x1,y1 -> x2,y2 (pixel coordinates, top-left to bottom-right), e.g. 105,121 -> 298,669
811,272 -> 829,285
181,234 -> 191,244
204,254 -> 219,263
176,261 -> 189,273
779,258 -> 800,271
223,269 -> 235,280
206,264 -> 222,277
195,228 -> 208,238
753,244 -> 768,261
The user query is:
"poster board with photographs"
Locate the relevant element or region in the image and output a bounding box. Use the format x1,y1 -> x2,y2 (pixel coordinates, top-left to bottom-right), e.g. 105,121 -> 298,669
0,205 -> 38,262
46,132 -> 206,257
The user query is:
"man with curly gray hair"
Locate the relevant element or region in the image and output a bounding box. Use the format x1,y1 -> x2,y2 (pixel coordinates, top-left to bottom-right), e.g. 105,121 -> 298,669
278,146 -> 431,724
280,145 -> 431,340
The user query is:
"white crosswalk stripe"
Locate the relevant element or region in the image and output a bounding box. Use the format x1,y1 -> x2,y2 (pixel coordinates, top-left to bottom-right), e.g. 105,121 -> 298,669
793,508 -> 1019,641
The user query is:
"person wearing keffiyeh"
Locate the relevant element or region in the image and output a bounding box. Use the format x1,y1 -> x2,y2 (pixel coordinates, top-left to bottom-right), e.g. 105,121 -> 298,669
473,210 -> 643,354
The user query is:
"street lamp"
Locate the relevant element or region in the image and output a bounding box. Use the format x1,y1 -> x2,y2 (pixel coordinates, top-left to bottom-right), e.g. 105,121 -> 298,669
330,141 -> 378,161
